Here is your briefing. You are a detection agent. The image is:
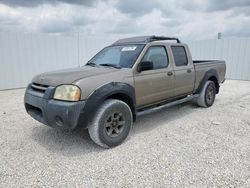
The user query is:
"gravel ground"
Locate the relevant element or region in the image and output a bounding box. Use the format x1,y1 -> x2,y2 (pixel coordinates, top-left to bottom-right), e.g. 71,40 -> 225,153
0,80 -> 250,187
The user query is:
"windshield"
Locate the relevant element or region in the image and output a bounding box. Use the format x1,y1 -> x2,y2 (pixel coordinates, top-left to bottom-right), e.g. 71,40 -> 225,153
87,44 -> 145,68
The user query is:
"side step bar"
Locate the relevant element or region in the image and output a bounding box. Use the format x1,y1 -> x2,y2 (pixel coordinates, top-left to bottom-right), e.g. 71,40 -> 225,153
137,94 -> 199,116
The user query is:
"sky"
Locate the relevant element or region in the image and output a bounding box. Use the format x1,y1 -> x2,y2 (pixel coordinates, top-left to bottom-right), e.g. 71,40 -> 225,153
0,0 -> 250,41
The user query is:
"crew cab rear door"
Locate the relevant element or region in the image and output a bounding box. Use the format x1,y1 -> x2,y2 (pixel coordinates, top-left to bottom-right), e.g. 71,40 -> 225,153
170,44 -> 195,96
134,45 -> 175,107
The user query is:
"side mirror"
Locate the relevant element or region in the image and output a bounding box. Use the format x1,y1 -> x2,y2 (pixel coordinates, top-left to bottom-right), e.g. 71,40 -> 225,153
138,61 -> 153,72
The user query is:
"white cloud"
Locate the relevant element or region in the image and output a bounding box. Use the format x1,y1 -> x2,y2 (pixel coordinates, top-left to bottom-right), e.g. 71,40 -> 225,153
0,0 -> 249,40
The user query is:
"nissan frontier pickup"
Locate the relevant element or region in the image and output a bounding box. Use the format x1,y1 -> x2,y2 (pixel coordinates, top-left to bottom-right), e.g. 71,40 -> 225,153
24,36 -> 226,148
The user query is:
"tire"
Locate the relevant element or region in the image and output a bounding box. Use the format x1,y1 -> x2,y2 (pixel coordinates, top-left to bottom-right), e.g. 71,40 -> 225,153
88,99 -> 133,148
196,81 -> 216,107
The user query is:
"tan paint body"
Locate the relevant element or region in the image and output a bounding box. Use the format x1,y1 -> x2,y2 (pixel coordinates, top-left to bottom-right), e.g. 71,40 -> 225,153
32,41 -> 226,108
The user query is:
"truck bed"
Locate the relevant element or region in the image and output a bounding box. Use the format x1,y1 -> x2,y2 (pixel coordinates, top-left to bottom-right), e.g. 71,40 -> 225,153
193,60 -> 226,92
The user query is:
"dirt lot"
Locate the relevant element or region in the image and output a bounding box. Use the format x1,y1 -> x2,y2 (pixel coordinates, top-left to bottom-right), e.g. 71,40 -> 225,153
0,80 -> 250,187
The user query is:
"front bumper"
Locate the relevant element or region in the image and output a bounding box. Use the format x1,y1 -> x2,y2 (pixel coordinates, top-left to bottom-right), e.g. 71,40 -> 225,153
24,84 -> 86,129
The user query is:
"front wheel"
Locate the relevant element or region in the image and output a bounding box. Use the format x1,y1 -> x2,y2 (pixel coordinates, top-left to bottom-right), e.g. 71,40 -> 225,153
196,81 -> 216,107
88,99 -> 133,148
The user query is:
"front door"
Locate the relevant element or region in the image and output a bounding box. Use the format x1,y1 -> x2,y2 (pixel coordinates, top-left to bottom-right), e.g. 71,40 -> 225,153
134,45 -> 175,107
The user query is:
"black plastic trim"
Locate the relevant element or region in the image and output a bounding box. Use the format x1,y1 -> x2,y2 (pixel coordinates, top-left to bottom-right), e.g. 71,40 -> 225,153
78,82 -> 136,128
195,69 -> 220,94
24,84 -> 85,129
113,35 -> 181,45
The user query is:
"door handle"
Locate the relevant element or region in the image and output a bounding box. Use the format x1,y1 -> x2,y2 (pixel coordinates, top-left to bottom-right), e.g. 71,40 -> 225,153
187,69 -> 192,73
167,71 -> 173,76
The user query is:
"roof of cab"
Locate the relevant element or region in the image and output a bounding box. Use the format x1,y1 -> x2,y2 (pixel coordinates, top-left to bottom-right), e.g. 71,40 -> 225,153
112,35 -> 181,45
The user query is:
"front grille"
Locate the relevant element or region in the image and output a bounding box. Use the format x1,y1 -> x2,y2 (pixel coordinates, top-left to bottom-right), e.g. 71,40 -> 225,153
31,83 -> 49,93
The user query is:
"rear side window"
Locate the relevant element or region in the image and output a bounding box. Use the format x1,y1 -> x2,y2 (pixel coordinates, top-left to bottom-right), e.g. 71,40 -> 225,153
171,46 -> 188,66
142,46 -> 169,69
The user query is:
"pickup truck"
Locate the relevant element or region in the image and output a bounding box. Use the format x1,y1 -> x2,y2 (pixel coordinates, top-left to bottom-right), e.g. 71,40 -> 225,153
24,36 -> 226,148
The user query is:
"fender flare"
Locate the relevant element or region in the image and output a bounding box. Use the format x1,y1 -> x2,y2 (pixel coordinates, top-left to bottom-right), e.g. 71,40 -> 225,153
195,69 -> 220,94
78,82 -> 136,128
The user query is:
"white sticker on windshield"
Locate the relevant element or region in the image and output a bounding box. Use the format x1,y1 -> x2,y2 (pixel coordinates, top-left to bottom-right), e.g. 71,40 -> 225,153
121,46 -> 137,51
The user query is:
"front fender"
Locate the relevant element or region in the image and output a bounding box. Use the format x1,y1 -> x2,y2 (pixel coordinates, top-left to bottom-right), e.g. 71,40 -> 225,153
78,82 -> 136,128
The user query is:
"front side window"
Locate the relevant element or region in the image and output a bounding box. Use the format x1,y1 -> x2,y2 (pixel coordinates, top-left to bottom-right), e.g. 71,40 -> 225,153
141,46 -> 169,69
87,44 -> 145,68
171,46 -> 188,66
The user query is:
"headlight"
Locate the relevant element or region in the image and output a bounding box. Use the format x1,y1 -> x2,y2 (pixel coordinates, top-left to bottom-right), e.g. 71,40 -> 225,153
53,85 -> 81,101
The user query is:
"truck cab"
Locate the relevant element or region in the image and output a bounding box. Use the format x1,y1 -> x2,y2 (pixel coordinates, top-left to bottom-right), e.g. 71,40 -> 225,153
132,41 -> 195,107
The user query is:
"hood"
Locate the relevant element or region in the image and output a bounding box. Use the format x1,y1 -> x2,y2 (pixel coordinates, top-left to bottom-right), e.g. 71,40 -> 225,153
32,66 -> 118,86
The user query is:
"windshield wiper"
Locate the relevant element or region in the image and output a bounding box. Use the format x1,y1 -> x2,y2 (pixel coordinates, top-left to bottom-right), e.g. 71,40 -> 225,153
99,63 -> 121,69
86,62 -> 96,67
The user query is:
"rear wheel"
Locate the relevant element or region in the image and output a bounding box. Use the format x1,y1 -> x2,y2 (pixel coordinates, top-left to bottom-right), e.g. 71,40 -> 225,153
88,99 -> 133,148
197,81 -> 216,107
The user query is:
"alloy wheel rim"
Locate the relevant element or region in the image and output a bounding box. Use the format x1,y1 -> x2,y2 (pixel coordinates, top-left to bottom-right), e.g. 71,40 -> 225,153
105,112 -> 125,137
206,85 -> 214,103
